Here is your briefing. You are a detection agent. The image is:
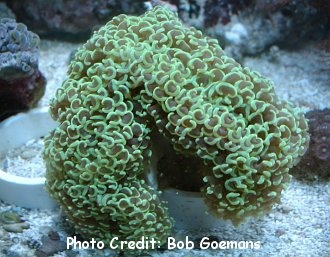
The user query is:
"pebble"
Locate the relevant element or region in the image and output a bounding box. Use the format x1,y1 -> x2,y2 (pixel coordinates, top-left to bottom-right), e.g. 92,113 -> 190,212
3,222 -> 30,233
279,205 -> 293,214
0,211 -> 22,224
275,229 -> 286,237
21,149 -> 37,159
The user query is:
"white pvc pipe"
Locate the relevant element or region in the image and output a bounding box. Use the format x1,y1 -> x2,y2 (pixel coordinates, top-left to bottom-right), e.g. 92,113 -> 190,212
0,107 -> 58,209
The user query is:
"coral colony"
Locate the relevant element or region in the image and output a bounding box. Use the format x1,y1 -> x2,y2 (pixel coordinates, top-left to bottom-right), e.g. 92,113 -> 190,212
0,18 -> 46,121
43,7 -> 309,250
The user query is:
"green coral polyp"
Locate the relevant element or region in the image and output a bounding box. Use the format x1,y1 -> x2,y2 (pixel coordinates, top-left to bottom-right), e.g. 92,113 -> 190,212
43,6 -> 309,248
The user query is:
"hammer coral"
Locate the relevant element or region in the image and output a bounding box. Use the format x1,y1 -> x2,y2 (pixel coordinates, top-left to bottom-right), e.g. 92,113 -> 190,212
43,7 -> 309,247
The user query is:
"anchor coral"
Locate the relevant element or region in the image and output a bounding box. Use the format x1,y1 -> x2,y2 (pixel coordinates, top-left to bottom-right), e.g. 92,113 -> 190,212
43,6 -> 309,247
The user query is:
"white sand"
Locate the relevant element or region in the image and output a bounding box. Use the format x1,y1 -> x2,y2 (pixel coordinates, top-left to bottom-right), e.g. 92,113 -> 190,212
0,138 -> 45,178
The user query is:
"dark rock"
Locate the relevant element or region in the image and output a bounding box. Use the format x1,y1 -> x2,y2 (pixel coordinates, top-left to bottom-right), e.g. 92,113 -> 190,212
47,230 -> 60,241
0,69 -> 46,121
203,0 -> 252,27
0,2 -> 15,19
4,0 -> 146,41
241,0 -> 330,54
290,108 -> 330,181
35,234 -> 66,257
179,0 -> 329,56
